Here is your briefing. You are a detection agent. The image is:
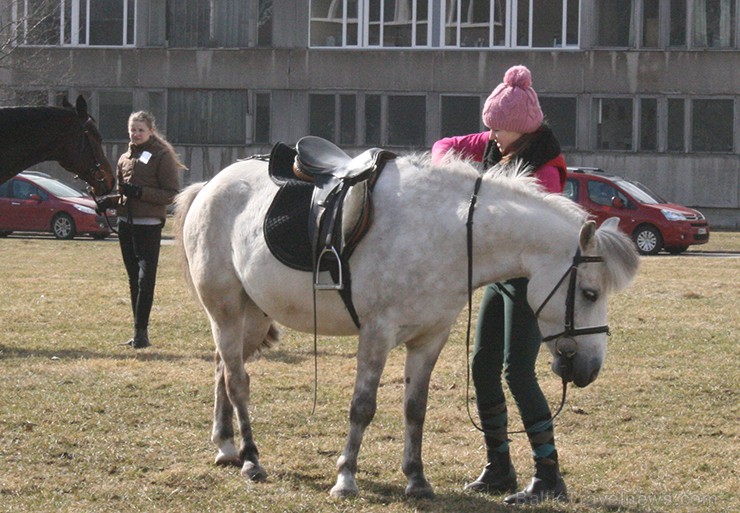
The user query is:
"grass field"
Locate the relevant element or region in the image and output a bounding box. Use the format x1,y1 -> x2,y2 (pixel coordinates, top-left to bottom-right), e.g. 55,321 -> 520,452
0,230 -> 738,513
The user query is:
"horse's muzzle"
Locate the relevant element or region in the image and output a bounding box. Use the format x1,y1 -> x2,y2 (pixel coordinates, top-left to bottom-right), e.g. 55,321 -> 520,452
552,337 -> 601,388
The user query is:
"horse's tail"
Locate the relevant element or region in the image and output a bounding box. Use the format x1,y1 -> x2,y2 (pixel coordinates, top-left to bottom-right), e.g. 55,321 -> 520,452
174,182 -> 206,299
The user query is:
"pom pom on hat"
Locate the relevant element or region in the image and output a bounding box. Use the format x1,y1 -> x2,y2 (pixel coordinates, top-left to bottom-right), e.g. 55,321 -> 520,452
482,65 -> 544,134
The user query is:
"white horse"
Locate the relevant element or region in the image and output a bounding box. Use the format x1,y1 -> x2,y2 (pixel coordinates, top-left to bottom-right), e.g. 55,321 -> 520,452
175,153 -> 639,499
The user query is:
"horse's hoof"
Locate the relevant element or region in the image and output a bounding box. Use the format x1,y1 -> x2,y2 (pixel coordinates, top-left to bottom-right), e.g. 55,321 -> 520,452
329,485 -> 359,499
405,481 -> 435,500
329,475 -> 359,499
241,461 -> 267,482
215,452 -> 241,467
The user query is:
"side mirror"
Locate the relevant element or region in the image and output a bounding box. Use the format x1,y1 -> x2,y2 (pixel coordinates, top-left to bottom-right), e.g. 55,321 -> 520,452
611,196 -> 624,208
29,194 -> 42,202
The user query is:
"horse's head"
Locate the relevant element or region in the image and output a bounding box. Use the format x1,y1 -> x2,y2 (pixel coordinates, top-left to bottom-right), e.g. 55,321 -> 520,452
529,217 -> 640,387
59,96 -> 115,196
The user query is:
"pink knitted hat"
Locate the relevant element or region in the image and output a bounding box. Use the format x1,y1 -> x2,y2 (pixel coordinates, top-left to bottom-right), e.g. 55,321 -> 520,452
481,65 -> 543,133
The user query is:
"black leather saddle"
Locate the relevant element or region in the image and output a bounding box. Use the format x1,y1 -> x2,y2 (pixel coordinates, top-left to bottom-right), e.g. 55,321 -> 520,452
263,137 -> 396,328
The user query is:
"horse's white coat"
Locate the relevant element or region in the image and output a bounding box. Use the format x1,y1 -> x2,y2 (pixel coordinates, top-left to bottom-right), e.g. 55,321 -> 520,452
176,154 -> 639,498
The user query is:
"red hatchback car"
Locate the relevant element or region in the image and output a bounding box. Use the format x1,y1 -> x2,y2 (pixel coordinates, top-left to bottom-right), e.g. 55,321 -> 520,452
564,167 -> 710,255
0,171 -> 111,240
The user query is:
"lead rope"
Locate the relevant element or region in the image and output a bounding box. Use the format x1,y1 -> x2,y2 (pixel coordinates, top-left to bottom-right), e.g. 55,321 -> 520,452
463,175 -> 568,437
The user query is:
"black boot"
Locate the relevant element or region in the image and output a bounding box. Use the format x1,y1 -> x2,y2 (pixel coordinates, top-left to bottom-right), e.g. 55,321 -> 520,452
464,450 -> 517,494
503,457 -> 567,505
125,328 -> 151,349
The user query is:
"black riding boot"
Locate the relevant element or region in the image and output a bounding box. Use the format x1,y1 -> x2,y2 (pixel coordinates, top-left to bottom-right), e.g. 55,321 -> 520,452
126,328 -> 151,349
503,455 -> 568,505
464,449 -> 517,493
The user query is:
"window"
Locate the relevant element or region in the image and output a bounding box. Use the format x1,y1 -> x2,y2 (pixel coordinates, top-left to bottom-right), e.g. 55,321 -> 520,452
258,0 -> 273,47
667,98 -> 685,152
595,98 -> 633,151
98,90 -> 133,141
563,178 -> 578,202
255,93 -> 271,144
441,96 -> 481,137
309,1 -> 578,48
167,90 -> 249,144
692,0 -> 736,48
692,99 -> 734,152
16,0 -> 136,46
539,96 -> 577,148
167,0 -> 257,47
309,94 -> 357,145
587,180 -> 622,207
642,0 -> 660,47
669,0 -> 687,46
639,98 -> 658,151
596,0 -> 634,47
444,0 -> 504,47
388,95 -> 426,147
365,94 -> 382,145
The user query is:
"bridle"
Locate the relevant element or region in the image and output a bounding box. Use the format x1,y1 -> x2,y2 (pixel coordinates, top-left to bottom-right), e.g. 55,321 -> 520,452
79,116 -> 120,234
534,248 -> 611,344
463,174 -> 610,435
80,116 -> 110,196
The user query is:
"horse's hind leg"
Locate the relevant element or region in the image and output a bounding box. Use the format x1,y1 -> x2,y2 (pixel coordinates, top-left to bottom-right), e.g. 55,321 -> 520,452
400,329 -> 450,499
207,295 -> 273,482
213,351 -> 239,466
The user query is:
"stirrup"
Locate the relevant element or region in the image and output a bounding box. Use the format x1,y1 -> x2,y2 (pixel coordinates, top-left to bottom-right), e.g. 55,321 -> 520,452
314,246 -> 343,290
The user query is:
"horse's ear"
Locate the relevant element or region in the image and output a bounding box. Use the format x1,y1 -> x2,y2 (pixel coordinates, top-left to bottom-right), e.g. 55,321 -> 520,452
579,220 -> 597,252
75,95 -> 88,118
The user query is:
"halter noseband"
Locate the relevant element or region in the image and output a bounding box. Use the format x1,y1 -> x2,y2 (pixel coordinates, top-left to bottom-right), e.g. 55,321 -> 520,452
534,248 -> 611,344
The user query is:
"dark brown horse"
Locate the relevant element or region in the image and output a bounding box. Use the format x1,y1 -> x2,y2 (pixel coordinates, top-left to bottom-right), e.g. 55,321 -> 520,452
0,96 -> 115,196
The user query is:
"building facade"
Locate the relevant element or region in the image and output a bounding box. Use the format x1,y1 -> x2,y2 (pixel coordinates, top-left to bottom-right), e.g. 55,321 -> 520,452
1,1 -> 738,227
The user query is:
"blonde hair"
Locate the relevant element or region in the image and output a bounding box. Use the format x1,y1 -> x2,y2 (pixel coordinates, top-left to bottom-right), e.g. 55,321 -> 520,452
129,111 -> 187,169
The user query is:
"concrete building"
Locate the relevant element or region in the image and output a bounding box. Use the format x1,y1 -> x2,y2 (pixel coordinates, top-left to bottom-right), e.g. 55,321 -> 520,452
1,1 -> 738,227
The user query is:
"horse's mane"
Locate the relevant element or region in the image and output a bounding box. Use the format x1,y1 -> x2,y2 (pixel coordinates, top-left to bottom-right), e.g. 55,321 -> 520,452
404,152 -> 588,226
403,153 -> 638,293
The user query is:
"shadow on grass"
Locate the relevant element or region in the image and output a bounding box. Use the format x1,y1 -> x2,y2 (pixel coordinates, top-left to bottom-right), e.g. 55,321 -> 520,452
0,343 -> 213,363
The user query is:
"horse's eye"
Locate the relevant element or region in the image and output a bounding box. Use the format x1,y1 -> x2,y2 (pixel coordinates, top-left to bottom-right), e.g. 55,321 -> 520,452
582,289 -> 599,302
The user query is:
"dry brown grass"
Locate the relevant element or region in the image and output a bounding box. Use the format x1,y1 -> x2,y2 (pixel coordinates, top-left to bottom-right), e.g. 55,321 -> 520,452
0,231 -> 737,512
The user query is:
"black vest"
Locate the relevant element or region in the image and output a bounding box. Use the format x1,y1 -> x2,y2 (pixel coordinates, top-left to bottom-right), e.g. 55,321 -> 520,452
481,125 -> 562,173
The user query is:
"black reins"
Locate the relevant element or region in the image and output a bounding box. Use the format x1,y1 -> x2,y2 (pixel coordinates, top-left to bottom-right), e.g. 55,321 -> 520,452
463,174 -> 608,436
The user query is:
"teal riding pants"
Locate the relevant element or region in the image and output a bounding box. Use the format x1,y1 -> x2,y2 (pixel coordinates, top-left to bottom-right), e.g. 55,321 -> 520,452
472,278 -> 554,455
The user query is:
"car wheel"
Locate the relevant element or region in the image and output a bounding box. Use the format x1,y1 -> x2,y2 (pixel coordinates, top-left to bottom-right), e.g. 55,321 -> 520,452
633,224 -> 662,255
666,246 -> 688,255
51,213 -> 76,240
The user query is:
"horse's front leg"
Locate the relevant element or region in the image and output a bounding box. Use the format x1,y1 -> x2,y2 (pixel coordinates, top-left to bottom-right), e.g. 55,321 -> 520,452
401,329 -> 450,499
330,332 -> 392,498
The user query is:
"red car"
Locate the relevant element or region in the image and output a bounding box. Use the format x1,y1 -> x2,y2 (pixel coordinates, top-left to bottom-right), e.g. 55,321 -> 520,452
0,171 -> 112,240
564,167 -> 709,255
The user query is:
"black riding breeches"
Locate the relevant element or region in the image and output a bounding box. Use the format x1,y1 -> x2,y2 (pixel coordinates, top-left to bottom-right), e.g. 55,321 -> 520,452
118,220 -> 163,330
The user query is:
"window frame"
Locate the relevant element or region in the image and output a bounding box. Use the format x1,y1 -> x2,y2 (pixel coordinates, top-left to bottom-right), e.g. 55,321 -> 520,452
14,0 -> 137,47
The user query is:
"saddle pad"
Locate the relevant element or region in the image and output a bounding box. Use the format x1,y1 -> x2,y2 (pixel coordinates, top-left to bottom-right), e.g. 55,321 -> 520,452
264,181 -> 317,272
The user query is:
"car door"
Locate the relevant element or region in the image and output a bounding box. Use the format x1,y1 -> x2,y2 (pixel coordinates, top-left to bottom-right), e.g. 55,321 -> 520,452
9,179 -> 47,230
0,180 -> 16,229
584,178 -> 634,230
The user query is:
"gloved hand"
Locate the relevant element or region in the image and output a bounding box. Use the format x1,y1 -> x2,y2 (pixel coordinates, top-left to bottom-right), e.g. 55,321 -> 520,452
120,182 -> 143,199
95,195 -> 119,215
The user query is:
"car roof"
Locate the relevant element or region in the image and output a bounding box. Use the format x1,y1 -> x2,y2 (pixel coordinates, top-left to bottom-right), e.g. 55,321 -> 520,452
566,167 -> 624,181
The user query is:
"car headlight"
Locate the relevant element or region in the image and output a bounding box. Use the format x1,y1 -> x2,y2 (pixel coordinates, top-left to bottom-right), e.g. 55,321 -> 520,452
74,204 -> 97,215
661,209 -> 688,221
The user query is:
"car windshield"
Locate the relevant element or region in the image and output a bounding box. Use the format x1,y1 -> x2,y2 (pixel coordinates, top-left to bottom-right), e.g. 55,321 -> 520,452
614,178 -> 666,205
30,176 -> 87,198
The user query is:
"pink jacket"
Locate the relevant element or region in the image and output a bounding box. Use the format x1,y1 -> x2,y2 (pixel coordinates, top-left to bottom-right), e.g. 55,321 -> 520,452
431,131 -> 564,194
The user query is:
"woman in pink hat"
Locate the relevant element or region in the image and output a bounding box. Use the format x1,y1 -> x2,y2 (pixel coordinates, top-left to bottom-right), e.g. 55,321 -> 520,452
432,65 -> 568,505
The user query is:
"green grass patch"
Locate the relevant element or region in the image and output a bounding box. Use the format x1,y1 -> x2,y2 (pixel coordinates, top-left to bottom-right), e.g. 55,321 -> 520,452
0,233 -> 737,512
